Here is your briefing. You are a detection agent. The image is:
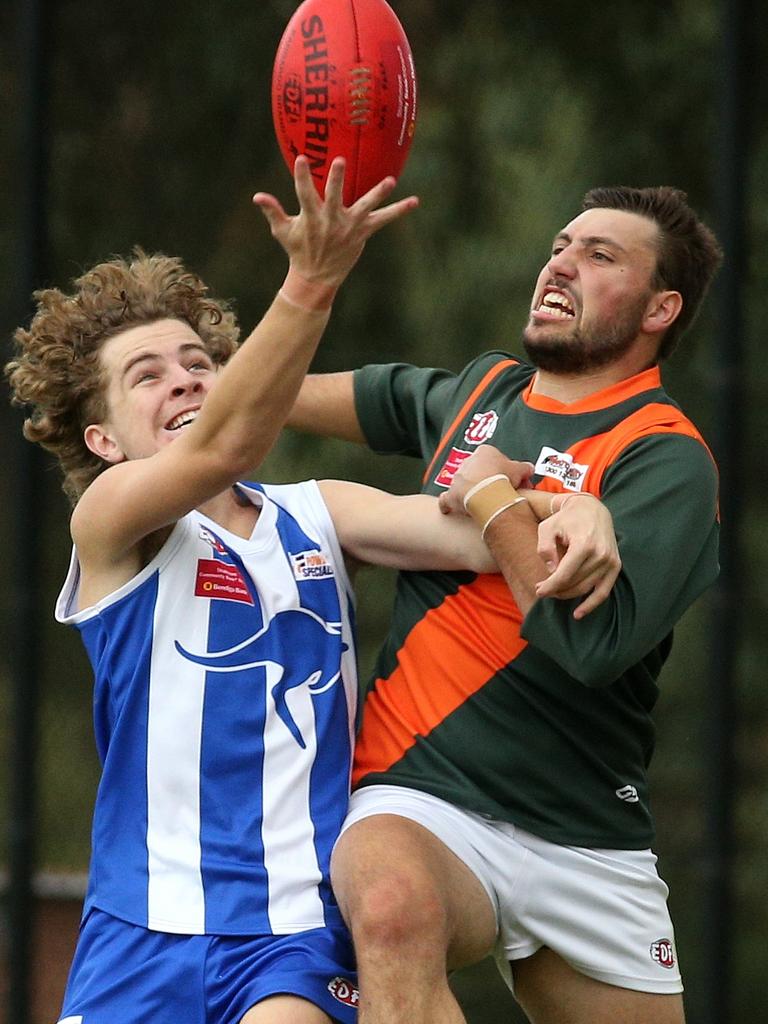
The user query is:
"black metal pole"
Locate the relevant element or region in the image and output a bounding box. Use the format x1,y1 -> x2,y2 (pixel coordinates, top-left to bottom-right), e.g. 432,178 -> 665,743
703,2 -> 751,1022
7,0 -> 50,1020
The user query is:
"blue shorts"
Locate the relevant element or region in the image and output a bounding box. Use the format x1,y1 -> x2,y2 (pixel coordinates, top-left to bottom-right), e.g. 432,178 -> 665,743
57,908 -> 359,1024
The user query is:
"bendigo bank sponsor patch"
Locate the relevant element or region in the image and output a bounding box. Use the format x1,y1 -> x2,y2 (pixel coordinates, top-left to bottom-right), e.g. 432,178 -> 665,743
194,559 -> 254,604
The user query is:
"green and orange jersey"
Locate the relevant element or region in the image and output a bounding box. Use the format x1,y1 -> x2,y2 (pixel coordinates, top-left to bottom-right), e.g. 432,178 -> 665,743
352,352 -> 720,849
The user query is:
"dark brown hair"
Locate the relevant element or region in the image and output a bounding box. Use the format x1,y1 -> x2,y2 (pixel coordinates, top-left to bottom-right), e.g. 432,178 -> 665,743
582,186 -> 723,360
5,249 -> 240,504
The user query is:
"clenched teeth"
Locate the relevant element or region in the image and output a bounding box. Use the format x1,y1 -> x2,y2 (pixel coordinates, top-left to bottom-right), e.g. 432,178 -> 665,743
167,410 -> 199,430
538,291 -> 575,318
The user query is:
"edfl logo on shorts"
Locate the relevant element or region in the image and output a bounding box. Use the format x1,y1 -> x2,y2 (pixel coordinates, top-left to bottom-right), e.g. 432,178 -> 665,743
328,976 -> 359,1006
650,937 -> 676,969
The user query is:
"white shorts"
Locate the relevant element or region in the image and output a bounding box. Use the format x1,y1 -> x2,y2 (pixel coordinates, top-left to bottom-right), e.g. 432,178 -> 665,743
341,785 -> 683,994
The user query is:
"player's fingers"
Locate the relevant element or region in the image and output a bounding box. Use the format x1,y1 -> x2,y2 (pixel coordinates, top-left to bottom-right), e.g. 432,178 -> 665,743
572,577 -> 613,619
363,195 -> 420,233
321,156 -> 348,208
537,535 -> 561,575
537,523 -> 568,575
536,548 -> 590,597
437,491 -> 452,515
351,174 -> 398,215
252,192 -> 289,232
569,553 -> 621,616
293,155 -> 323,212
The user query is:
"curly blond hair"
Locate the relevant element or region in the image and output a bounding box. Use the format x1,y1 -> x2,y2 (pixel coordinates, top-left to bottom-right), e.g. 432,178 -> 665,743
6,249 -> 240,505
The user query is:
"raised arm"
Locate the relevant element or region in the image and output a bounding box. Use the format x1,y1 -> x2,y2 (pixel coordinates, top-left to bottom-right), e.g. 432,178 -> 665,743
73,159 -> 417,558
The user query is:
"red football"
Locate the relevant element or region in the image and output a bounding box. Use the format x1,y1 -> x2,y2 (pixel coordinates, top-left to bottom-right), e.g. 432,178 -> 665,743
272,0 -> 417,205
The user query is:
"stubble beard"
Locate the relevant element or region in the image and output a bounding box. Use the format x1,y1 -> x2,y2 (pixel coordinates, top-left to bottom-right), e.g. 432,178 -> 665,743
522,293 -> 650,375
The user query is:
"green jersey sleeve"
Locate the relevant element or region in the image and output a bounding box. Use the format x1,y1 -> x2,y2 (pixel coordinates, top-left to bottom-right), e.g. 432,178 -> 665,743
521,432 -> 720,687
353,353 -> 520,460
353,362 -> 458,458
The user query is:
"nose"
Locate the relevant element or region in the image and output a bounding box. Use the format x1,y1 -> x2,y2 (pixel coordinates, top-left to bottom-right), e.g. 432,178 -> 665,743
546,245 -> 576,280
170,368 -> 204,397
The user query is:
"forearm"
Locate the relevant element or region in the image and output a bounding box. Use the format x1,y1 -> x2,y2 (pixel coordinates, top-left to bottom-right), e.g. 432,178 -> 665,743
320,482 -> 496,572
189,275 -> 334,479
288,371 -> 366,443
480,501 -> 550,615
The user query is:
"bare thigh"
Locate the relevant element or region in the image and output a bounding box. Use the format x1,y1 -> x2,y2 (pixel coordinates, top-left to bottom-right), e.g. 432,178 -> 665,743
513,947 -> 686,1024
331,813 -> 497,970
240,994 -> 332,1024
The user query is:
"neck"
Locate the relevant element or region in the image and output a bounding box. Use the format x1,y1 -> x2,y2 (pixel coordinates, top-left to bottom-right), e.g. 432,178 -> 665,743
197,485 -> 259,537
529,347 -> 657,404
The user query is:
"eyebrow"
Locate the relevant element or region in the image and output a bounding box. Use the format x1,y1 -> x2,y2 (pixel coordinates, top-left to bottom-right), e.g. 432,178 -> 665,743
120,341 -> 210,379
553,231 -> 628,254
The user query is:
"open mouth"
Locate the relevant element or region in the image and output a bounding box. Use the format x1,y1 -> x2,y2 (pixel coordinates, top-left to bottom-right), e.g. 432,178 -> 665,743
535,289 -> 576,319
166,409 -> 199,431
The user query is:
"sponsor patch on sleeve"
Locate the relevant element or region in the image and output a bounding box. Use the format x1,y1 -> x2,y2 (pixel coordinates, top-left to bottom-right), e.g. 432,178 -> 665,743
291,550 -> 335,581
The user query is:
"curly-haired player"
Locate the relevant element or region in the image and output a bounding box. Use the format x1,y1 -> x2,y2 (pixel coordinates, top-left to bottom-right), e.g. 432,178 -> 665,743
8,158 -> 623,1024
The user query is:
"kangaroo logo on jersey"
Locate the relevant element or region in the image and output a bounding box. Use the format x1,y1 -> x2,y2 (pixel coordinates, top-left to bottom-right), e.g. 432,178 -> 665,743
649,938 -> 676,970
464,410 -> 499,446
291,550 -> 334,580
535,446 -> 588,491
175,608 -> 345,749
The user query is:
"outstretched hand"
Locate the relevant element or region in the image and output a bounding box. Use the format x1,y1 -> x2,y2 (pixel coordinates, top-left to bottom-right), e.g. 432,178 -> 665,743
536,495 -> 621,619
253,156 -> 419,291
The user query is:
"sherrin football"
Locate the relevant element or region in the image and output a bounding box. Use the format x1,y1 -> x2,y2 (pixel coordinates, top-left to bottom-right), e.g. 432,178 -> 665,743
272,0 -> 417,205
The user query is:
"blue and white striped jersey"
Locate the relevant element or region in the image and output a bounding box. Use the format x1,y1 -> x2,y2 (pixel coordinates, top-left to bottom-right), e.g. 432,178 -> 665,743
56,481 -> 358,936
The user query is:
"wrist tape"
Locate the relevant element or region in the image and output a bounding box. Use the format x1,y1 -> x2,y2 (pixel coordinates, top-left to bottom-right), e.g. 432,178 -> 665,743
463,474 -> 527,539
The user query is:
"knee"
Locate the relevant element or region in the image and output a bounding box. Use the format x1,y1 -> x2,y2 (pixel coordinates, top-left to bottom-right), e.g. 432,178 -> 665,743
347,866 -> 450,953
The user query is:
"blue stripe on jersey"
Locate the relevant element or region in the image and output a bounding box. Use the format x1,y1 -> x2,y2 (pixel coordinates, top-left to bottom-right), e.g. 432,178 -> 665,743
78,573 -> 159,924
267,496 -> 353,919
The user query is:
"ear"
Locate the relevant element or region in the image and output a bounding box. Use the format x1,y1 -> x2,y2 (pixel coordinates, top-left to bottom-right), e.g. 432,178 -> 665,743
83,423 -> 125,465
643,290 -> 683,336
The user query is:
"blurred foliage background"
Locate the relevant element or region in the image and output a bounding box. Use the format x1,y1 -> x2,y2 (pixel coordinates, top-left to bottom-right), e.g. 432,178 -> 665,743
1,0 -> 766,1021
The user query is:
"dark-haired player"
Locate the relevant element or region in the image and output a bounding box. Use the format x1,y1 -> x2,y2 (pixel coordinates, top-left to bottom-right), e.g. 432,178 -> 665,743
288,186 -> 722,1024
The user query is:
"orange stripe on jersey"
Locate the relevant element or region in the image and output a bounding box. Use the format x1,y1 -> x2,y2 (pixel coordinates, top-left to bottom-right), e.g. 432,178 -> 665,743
422,359 -> 518,486
352,574 -> 527,784
565,402 -> 715,497
523,366 -> 663,414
